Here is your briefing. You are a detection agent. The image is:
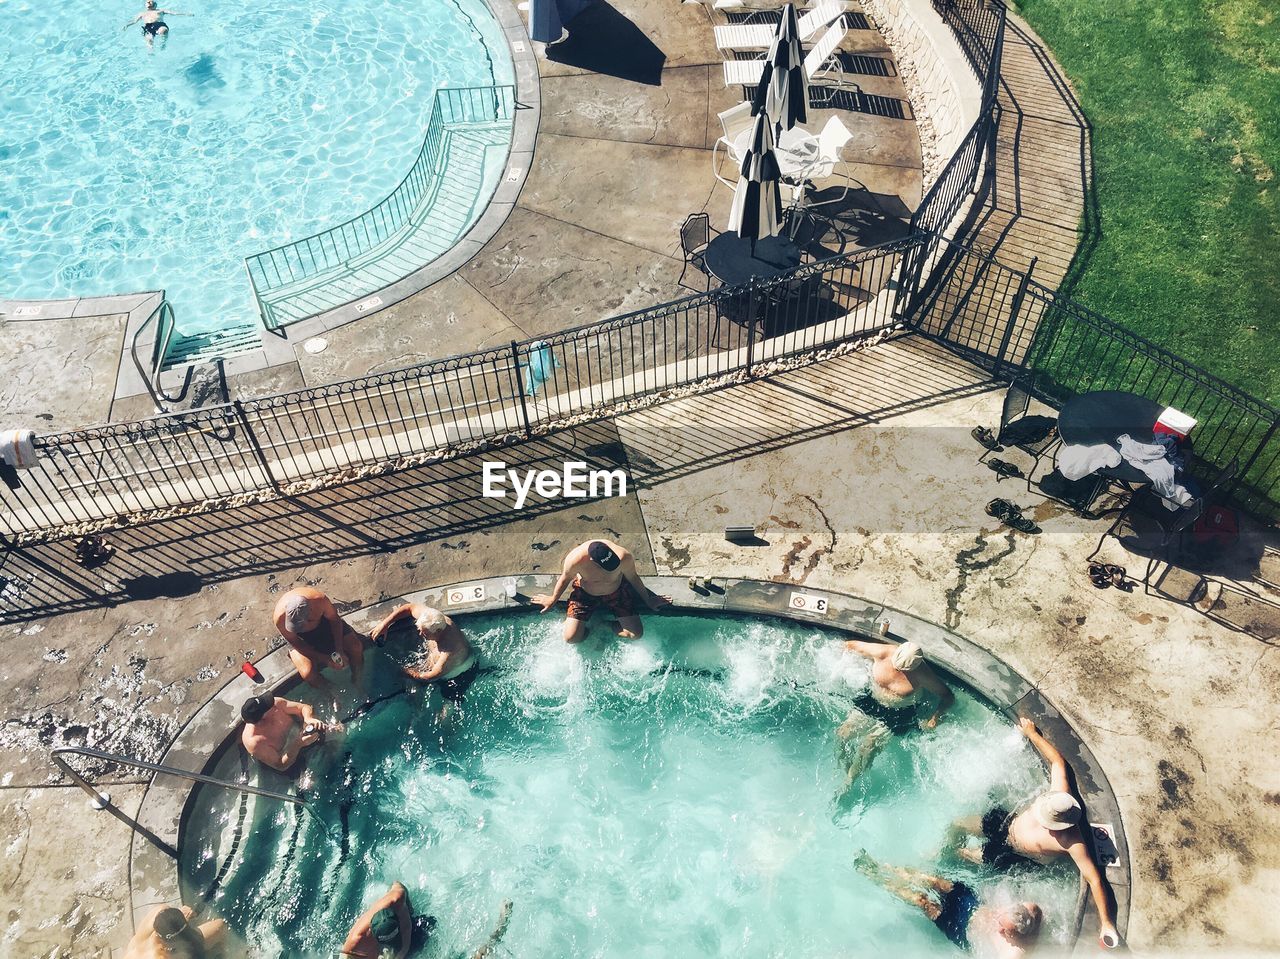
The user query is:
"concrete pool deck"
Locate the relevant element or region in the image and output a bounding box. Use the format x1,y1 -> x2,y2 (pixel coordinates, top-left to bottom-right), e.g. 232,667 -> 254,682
2,334 -> 1279,956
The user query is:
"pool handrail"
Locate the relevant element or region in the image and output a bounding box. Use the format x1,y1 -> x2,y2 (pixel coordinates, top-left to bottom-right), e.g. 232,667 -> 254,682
50,745 -> 308,859
129,297 -> 195,409
244,83 -> 517,331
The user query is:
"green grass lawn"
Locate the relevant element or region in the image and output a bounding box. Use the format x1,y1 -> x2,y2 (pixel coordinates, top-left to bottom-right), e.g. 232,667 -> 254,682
1013,0 -> 1280,406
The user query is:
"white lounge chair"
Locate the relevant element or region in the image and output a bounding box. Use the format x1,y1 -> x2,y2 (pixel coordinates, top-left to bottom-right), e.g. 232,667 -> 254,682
713,0 -> 817,12
713,0 -> 849,54
711,102 -> 827,186
721,22 -> 855,90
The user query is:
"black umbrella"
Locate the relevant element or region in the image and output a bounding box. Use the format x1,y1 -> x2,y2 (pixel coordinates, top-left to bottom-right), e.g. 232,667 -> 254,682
728,109 -> 785,251
751,3 -> 808,132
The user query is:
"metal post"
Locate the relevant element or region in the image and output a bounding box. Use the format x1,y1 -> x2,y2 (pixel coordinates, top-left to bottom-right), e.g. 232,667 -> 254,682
1234,416 -> 1280,500
993,257 -> 1036,378
511,341 -> 533,438
232,401 -> 280,491
745,279 -> 759,378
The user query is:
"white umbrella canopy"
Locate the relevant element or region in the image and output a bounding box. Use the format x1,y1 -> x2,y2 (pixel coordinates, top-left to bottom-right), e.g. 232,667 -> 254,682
751,3 -> 808,132
728,109 -> 785,247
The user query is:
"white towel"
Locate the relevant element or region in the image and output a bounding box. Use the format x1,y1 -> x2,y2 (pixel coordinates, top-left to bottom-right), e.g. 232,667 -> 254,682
0,429 -> 37,469
1057,442 -> 1120,481
1117,433 -> 1187,503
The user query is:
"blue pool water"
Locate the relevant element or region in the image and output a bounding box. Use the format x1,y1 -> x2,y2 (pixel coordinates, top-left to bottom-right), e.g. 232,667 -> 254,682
1,0 -> 512,342
182,614 -> 1080,957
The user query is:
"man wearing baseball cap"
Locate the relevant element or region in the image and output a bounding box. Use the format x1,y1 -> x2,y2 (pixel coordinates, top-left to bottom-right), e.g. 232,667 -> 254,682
273,586 -> 368,703
835,625 -> 954,796
949,718 -> 1120,949
532,539 -> 671,642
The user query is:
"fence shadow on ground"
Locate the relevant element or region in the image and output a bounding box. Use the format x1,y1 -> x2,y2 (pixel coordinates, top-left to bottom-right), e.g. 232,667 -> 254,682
0,336 -> 992,625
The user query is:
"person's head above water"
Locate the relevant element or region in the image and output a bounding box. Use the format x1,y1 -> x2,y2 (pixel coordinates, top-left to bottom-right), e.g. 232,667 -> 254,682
145,1 -> 158,8
153,907 -> 190,940
587,540 -> 620,572
1034,791 -> 1082,830
371,907 -> 401,947
240,694 -> 274,723
415,606 -> 447,636
999,902 -> 1042,938
890,641 -> 923,672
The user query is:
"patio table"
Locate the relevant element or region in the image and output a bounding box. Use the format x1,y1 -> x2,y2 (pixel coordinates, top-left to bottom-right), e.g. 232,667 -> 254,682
1055,390 -> 1189,488
703,231 -> 802,288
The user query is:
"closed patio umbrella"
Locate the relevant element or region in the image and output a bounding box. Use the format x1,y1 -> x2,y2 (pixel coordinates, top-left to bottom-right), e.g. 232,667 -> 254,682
751,3 -> 808,132
728,109 -> 785,250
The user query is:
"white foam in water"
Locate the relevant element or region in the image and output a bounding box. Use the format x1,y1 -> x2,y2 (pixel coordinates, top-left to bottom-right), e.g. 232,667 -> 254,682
182,614 -> 1084,957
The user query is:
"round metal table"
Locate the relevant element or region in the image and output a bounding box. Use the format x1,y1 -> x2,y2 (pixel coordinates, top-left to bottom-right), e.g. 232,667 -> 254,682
703,232 -> 802,288
1057,390 -> 1166,446
1056,390 -> 1169,486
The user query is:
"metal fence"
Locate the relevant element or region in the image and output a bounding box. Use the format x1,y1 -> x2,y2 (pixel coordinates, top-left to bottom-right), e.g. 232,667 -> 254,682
0,239 -> 915,541
912,236 -> 1280,519
244,85 -> 516,330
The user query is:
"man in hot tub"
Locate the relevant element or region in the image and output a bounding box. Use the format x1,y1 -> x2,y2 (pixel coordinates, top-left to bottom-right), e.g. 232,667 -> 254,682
533,539 -> 671,642
370,602 -> 477,718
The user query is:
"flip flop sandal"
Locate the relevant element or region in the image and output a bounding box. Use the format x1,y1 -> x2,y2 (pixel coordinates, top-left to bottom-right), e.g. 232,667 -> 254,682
1105,564 -> 1133,591
1000,511 -> 1040,534
985,498 -> 1016,519
971,426 -> 1003,452
987,458 -> 1024,480
1088,563 -> 1112,589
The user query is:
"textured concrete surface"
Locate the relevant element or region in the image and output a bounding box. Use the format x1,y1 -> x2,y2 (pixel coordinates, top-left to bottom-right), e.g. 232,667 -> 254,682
2,336 -> 1279,956
0,316 -> 128,431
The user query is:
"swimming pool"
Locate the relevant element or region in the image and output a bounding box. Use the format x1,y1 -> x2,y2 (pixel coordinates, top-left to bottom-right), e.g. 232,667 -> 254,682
180,612 -> 1081,956
1,0 -> 514,356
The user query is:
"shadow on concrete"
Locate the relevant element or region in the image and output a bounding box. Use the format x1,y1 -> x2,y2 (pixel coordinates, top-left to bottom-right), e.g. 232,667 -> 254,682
545,1 -> 667,85
793,186 -> 913,256
0,336 -> 992,624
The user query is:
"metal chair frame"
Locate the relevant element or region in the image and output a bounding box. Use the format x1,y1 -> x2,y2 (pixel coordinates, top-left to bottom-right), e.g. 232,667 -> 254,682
678,212 -> 717,292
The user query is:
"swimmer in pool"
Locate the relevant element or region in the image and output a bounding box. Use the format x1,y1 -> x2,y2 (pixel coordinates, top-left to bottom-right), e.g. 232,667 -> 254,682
122,0 -> 192,46
834,624 -> 954,796
855,851 -> 1043,957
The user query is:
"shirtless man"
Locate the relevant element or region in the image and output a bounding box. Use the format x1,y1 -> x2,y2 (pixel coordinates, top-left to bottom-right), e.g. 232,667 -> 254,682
240,693 -> 341,772
339,882 -> 512,959
947,718 -> 1120,949
835,625 -> 954,795
533,539 -> 671,642
122,0 -> 192,46
370,603 -> 478,718
273,587 -> 367,702
856,851 -> 1041,956
123,905 -> 225,959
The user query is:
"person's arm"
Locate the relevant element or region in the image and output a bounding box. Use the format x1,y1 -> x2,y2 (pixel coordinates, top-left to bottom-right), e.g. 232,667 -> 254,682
404,656 -> 447,681
843,640 -> 890,660
533,556 -> 575,612
469,900 -> 514,959
917,666 -> 955,728
1067,836 -> 1119,947
320,600 -> 348,668
370,603 -> 415,642
620,553 -> 670,610
392,884 -> 412,959
122,13 -> 142,30
1019,718 -> 1070,791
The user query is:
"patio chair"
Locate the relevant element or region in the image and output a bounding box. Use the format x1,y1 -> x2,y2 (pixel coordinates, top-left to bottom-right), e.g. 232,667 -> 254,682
722,23 -> 857,91
978,379 -> 1061,491
1086,458 -> 1240,585
713,0 -> 850,53
678,213 -> 717,292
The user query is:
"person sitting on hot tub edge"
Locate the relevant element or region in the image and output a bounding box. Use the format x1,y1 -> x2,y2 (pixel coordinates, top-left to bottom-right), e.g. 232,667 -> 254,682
369,602 -> 478,721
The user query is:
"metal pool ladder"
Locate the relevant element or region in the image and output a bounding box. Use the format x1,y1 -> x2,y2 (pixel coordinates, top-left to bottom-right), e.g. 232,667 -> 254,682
50,745 -> 306,859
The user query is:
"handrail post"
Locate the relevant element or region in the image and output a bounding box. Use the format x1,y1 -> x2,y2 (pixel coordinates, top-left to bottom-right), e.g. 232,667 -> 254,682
993,256 -> 1036,378
511,341 -> 534,438
232,401 -> 280,491
745,278 -> 759,378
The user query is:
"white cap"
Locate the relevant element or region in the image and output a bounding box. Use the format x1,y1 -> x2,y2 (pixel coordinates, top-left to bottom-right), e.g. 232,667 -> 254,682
890,641 -> 923,672
1035,791 -> 1082,830
415,606 -> 448,633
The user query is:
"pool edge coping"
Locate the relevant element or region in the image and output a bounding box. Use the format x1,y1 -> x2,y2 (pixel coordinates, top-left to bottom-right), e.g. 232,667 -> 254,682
127,574 -> 1129,949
